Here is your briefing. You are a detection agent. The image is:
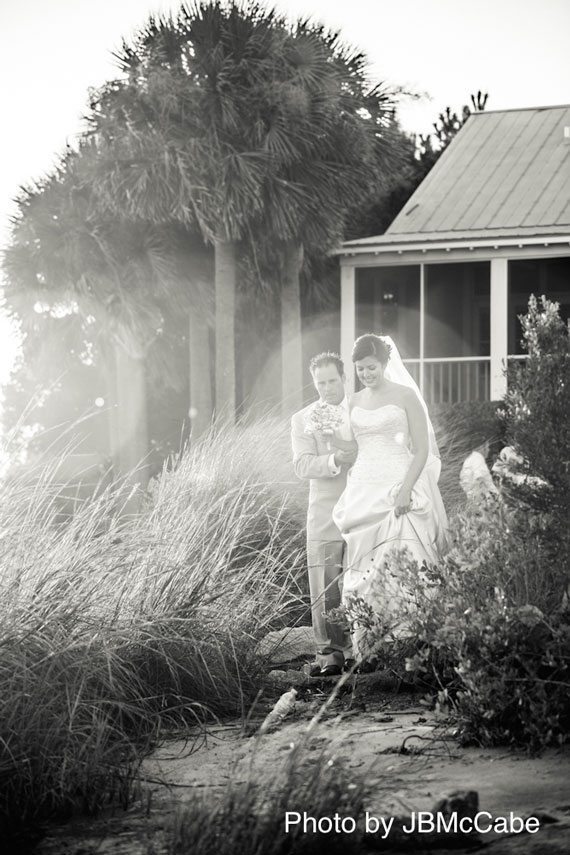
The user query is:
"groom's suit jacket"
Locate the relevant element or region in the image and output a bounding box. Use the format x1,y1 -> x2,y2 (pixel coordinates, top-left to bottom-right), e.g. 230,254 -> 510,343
290,401 -> 349,543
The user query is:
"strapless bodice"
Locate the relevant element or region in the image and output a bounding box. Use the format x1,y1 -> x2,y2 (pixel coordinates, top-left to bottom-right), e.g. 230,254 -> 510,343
349,404 -> 411,483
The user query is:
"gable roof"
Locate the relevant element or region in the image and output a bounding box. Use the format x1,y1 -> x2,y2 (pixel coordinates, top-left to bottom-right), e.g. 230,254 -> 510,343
343,105 -> 570,250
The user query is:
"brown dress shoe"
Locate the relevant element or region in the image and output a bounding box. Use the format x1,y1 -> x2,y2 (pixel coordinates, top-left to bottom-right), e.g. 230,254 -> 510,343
319,663 -> 343,677
307,661 -> 323,677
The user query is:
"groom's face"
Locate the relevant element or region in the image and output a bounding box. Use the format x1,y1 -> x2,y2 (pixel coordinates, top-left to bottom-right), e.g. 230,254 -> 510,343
312,363 -> 345,405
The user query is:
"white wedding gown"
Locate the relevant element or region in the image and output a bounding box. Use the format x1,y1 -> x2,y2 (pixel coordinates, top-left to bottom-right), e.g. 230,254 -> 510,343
332,404 -> 448,649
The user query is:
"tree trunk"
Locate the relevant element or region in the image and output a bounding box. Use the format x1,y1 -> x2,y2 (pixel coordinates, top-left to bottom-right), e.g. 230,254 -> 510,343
214,239 -> 236,420
280,241 -> 304,416
103,349 -> 120,468
189,302 -> 213,440
113,335 -> 149,497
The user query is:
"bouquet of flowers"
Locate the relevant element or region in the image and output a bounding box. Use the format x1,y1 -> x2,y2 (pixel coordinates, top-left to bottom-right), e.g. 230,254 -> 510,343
304,401 -> 345,450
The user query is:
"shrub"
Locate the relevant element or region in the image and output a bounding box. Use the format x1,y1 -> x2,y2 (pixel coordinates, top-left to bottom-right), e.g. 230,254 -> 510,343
400,496 -> 570,749
504,294 -> 570,489
407,298 -> 570,748
501,295 -> 570,559
347,297 -> 570,749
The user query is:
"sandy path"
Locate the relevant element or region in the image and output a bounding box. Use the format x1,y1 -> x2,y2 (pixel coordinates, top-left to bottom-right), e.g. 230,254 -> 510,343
38,692 -> 570,854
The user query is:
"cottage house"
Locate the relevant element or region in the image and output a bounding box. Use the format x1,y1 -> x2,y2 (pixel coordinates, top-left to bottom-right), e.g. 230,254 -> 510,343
335,105 -> 570,402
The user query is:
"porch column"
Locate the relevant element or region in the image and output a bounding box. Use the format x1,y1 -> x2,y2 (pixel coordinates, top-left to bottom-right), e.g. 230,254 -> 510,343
490,257 -> 508,400
419,263 -> 425,394
340,263 -> 356,393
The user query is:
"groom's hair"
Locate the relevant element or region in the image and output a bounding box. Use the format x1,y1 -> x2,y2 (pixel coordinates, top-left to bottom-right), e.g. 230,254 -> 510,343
309,352 -> 345,377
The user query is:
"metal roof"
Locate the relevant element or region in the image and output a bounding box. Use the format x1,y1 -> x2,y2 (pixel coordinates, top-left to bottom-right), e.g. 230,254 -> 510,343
343,105 -> 570,251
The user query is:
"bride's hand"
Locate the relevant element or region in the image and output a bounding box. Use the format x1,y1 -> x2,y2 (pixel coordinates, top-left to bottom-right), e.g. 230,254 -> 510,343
394,488 -> 412,517
320,431 -> 357,453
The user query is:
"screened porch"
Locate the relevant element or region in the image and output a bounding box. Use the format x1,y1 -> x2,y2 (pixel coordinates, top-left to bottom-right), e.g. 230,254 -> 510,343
340,253 -> 570,404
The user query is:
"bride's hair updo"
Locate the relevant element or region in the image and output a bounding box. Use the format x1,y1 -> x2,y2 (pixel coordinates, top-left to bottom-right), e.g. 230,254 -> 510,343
352,334 -> 392,366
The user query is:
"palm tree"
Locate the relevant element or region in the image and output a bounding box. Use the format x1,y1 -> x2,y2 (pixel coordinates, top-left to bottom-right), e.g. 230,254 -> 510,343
2,145 -> 204,481
10,0 -> 404,450
97,5 -> 406,417
87,3 -> 286,423
245,22 -> 404,412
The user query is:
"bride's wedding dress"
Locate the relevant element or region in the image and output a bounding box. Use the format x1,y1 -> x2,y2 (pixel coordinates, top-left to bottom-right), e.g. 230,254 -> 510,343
332,403 -> 448,646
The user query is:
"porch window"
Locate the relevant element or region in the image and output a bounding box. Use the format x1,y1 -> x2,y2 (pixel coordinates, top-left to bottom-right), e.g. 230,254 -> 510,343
355,265 -> 420,358
508,258 -> 570,354
421,262 -> 491,403
424,263 -> 490,358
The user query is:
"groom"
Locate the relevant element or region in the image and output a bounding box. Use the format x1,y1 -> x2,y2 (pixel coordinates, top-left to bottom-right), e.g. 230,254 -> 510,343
290,352 -> 356,676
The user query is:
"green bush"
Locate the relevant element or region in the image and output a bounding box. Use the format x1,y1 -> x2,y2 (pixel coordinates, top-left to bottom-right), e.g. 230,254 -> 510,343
504,294 -> 570,489
501,295 -> 570,556
345,297 -> 570,749
400,495 -> 570,749
404,297 -> 570,749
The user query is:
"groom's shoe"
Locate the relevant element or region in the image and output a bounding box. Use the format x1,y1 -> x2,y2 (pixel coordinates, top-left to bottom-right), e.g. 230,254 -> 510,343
319,663 -> 343,677
307,660 -> 342,677
317,648 -> 345,677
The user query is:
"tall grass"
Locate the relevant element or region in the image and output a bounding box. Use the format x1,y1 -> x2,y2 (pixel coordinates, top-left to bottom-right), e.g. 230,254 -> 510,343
168,744 -> 365,855
0,402 -> 507,843
0,416 -> 308,843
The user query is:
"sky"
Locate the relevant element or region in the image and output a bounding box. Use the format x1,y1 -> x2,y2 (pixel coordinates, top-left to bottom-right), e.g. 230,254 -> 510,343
0,0 -> 569,385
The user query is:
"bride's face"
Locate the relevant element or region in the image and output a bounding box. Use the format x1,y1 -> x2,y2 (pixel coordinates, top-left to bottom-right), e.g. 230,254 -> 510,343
355,356 -> 384,388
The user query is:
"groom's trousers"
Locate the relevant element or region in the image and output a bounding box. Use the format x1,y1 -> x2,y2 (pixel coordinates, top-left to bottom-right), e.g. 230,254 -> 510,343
307,540 -> 351,661
290,403 -> 352,666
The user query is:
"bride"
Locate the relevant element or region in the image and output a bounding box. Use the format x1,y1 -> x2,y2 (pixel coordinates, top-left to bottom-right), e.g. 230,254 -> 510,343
331,334 -> 449,660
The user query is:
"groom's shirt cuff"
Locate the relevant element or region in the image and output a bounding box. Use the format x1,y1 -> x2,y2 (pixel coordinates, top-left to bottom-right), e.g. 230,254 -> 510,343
328,453 -> 340,476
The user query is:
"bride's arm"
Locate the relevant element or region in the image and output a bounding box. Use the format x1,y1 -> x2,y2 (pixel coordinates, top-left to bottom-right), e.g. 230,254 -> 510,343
395,391 -> 429,516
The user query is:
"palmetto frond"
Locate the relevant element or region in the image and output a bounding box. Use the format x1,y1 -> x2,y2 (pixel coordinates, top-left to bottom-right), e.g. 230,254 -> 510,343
4,0 -> 412,416
2,144 -> 208,359
88,1 -> 405,261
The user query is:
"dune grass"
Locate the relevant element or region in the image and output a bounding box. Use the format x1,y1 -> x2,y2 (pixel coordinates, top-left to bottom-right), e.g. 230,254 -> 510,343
0,416 -> 309,843
168,745 -> 365,855
0,401 -> 508,844
167,675 -> 368,855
